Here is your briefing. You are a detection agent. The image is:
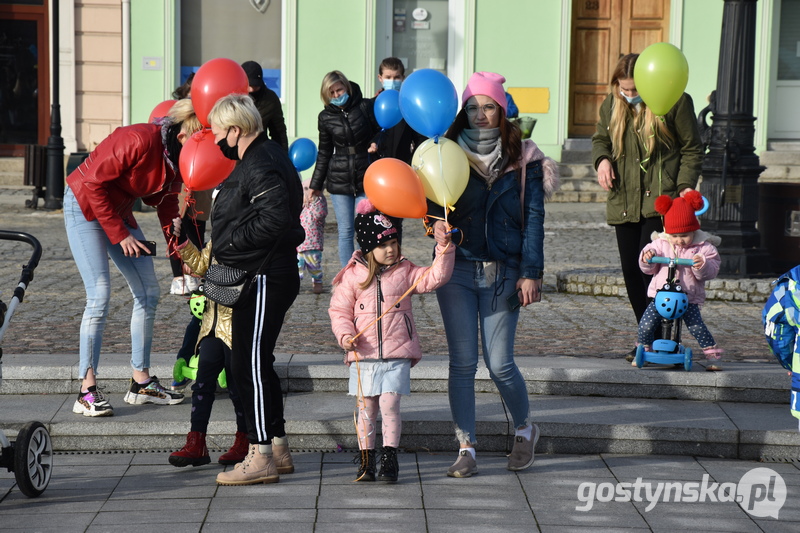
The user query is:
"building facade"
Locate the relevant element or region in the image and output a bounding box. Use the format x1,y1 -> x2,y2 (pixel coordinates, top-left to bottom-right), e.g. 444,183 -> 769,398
1,0 -> 797,164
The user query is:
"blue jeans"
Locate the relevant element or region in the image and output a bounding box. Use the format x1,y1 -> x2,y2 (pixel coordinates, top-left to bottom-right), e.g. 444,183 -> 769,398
436,259 -> 530,445
329,193 -> 365,267
63,187 -> 160,378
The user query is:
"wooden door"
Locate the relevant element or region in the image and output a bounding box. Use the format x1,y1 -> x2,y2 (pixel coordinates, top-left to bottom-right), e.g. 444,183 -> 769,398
569,0 -> 669,137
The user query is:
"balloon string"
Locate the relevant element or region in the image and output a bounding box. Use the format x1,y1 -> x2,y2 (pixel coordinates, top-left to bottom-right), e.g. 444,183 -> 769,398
349,241 -> 451,344
436,142 -> 450,228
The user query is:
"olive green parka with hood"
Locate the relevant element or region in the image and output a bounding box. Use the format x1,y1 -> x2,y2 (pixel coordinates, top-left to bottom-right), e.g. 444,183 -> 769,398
591,92 -> 703,225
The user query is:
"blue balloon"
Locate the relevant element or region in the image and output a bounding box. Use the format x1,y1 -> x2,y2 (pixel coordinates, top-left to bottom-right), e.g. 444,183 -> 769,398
374,89 -> 402,130
399,69 -> 458,139
289,138 -> 317,172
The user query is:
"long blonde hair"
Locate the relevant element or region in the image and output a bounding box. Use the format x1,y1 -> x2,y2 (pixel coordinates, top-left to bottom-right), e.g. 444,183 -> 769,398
608,54 -> 674,161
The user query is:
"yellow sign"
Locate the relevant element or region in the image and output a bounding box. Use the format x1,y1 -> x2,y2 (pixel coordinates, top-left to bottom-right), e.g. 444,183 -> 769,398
507,87 -> 549,114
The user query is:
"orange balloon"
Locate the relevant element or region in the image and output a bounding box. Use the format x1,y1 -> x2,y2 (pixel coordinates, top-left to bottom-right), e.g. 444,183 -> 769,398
149,99 -> 177,123
364,158 -> 427,219
179,129 -> 236,191
192,58 -> 249,127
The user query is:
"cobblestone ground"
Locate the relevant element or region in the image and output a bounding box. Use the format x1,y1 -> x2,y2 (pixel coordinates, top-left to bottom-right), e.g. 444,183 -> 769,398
0,192 -> 769,363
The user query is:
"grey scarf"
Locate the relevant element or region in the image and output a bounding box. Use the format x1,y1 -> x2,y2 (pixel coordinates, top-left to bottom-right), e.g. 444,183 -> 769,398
457,128 -> 505,184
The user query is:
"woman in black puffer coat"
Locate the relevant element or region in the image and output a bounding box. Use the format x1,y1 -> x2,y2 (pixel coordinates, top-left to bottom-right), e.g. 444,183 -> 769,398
307,71 -> 381,267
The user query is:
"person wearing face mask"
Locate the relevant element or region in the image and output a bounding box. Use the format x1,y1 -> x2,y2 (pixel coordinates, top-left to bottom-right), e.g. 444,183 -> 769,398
367,57 -> 427,244
206,94 -> 305,485
428,72 -> 560,478
592,53 -> 703,362
307,70 -> 382,267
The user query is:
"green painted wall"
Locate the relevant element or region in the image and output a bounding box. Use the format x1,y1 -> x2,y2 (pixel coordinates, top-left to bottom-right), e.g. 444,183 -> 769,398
130,1 -> 175,125
128,0 -> 779,158
294,2 -> 371,145
475,0 -> 566,156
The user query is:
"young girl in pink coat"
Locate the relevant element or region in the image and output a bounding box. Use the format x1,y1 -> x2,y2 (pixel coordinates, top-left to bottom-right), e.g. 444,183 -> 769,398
637,190 -> 723,370
329,199 -> 454,483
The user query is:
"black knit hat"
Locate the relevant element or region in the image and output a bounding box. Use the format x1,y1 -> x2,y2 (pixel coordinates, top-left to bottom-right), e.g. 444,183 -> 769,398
241,61 -> 265,88
355,199 -> 398,255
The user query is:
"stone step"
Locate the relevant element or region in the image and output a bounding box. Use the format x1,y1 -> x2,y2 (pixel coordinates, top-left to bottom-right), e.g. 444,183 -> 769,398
1,389 -> 797,459
563,138 -> 592,151
767,141 -> 800,152
759,151 -> 800,166
0,353 -> 787,403
759,166 -> 800,181
560,150 -> 593,164
559,163 -> 597,179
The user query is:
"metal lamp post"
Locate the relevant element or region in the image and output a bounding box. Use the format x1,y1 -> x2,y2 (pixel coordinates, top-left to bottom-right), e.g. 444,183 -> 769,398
697,0 -> 771,277
44,0 -> 64,210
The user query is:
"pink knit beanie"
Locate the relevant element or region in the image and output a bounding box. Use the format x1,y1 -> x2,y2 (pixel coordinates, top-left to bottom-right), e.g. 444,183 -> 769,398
461,72 -> 508,114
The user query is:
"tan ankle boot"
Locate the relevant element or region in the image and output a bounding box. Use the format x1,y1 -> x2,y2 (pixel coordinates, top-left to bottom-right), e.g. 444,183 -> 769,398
216,444 -> 279,486
272,444 -> 294,474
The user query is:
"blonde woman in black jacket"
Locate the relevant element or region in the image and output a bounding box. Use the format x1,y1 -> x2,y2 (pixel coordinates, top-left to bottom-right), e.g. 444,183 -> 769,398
307,70 -> 381,266
208,93 -> 304,486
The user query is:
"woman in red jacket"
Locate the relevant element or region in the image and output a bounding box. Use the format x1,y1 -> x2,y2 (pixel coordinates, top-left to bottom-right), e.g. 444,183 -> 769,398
64,99 -> 201,417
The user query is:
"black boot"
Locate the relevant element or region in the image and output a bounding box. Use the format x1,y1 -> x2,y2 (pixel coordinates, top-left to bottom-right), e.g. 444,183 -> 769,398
354,449 -> 376,482
378,446 -> 398,483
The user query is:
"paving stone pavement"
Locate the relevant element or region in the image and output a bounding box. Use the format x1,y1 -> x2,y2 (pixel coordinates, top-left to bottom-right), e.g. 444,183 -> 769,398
0,189 -> 769,364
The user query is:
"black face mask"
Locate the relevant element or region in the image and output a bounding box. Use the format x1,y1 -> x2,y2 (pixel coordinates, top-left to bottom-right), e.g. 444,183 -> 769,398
217,127 -> 240,160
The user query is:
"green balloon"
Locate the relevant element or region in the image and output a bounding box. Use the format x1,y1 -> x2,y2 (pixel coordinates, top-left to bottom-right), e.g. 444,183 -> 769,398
633,43 -> 689,116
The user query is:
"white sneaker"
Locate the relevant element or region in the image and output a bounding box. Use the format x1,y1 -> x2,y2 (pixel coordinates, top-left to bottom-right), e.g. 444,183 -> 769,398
184,275 -> 201,292
170,276 -> 187,295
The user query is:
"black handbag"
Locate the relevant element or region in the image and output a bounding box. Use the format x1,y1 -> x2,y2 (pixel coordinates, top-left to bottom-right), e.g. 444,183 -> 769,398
203,232 -> 285,309
203,263 -> 252,309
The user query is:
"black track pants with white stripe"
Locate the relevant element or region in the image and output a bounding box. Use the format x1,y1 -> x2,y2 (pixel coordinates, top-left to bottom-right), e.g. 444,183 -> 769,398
230,261 -> 299,445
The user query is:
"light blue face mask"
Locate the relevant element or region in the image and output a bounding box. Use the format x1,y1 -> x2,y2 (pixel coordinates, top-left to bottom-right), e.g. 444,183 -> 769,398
382,79 -> 402,91
621,90 -> 643,106
331,93 -> 349,107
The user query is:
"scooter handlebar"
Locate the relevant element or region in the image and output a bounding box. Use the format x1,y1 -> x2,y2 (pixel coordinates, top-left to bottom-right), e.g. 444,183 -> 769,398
647,256 -> 694,266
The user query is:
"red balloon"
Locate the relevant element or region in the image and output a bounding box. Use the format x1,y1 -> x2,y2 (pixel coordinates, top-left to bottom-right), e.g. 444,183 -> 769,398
364,158 -> 427,219
192,58 -> 249,127
179,129 -> 236,191
149,99 -> 177,123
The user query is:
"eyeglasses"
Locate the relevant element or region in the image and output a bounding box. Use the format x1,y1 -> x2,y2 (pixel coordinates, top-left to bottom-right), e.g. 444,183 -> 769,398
465,104 -> 498,117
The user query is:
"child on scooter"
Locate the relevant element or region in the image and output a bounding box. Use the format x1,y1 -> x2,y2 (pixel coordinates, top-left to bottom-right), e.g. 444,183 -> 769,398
637,190 -> 723,371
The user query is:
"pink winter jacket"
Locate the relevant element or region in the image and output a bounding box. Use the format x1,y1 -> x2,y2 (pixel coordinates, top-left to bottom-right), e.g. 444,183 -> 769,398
639,230 -> 721,305
329,243 -> 454,366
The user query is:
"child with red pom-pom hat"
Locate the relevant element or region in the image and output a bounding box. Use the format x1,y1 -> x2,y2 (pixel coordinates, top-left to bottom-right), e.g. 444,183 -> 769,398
637,190 -> 724,371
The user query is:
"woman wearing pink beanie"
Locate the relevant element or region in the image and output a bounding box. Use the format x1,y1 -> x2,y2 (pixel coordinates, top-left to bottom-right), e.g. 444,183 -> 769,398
427,71 -> 559,477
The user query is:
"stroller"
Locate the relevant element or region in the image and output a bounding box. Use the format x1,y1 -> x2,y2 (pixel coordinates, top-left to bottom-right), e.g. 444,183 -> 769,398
0,230 -> 52,497
633,256 -> 695,372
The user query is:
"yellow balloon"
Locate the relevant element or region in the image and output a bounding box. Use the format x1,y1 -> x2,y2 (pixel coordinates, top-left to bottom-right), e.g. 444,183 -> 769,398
411,137 -> 469,208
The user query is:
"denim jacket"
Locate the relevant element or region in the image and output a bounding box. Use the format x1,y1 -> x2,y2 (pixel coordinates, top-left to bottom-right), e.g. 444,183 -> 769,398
432,160 -> 545,280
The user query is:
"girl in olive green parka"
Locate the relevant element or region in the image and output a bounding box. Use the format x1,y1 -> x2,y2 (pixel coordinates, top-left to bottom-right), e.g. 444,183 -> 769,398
591,53 -> 704,359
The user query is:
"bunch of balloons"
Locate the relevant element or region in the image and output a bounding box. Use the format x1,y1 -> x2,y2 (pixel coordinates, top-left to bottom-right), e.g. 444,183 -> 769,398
364,69 -> 468,219
148,58 -> 250,191
634,42 -> 690,116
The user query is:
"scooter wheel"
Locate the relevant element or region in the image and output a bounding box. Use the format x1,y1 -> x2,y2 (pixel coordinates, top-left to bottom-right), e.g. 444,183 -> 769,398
684,347 -> 693,372
173,358 -> 188,383
13,421 -> 52,497
634,345 -> 645,368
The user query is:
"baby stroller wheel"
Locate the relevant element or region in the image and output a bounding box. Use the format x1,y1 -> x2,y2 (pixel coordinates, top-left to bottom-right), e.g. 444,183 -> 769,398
14,421 -> 52,497
684,347 -> 693,372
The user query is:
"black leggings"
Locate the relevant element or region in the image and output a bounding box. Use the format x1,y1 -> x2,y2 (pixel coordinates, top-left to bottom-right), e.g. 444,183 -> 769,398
190,335 -> 247,434
230,259 -> 299,445
614,217 -> 663,324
